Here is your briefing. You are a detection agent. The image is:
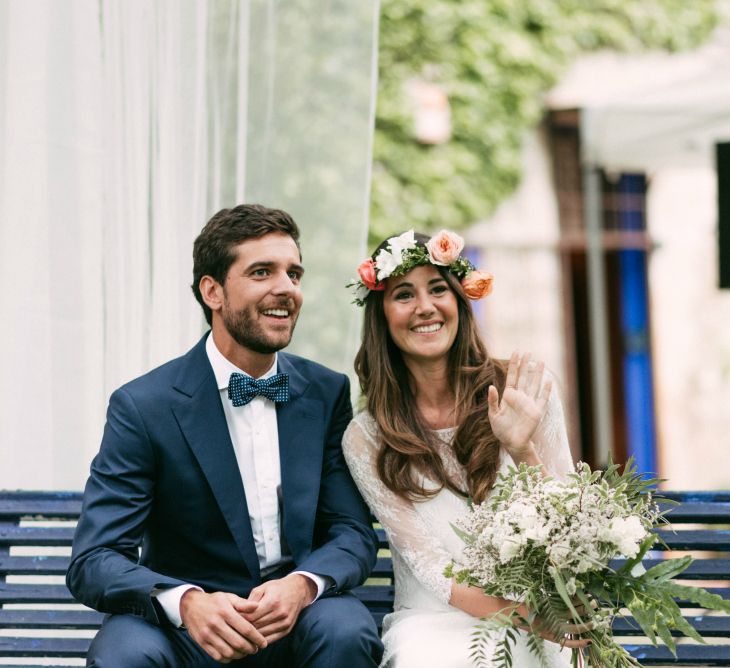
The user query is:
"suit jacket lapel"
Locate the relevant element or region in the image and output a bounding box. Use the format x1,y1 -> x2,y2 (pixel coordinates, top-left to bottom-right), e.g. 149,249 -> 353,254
276,354 -> 323,562
171,335 -> 261,581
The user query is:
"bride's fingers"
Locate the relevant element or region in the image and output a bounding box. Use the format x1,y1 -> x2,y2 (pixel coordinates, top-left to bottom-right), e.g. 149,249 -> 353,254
505,351 -> 519,390
562,619 -> 597,634
560,636 -> 592,649
516,352 -> 531,391
538,627 -> 592,648
487,385 -> 500,414
524,359 -> 543,397
535,377 -> 552,412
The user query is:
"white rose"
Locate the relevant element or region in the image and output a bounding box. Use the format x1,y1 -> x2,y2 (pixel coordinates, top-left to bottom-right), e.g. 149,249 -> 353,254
525,523 -> 550,544
499,537 -> 523,563
374,248 -> 400,280
387,230 -> 416,260
615,516 -> 647,557
602,516 -> 647,558
513,503 -> 538,531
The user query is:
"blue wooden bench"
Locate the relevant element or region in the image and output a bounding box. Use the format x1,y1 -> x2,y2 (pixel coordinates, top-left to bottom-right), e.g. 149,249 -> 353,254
1,490 -> 729,666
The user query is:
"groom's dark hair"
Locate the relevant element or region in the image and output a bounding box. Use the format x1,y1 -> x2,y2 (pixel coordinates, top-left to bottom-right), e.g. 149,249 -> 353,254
192,203 -> 301,325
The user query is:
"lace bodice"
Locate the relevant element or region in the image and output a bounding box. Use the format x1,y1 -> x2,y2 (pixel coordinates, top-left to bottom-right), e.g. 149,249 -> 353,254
342,383 -> 575,607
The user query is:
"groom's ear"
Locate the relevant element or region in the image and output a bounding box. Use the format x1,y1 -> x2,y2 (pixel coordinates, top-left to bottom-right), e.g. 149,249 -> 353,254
199,275 -> 224,315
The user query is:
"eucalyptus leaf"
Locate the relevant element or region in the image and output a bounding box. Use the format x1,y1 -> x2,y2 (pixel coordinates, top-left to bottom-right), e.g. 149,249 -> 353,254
550,568 -> 581,619
627,604 -> 658,645
663,582 -> 730,613
641,555 -> 693,583
672,614 -> 705,644
654,617 -> 677,655
449,521 -> 473,544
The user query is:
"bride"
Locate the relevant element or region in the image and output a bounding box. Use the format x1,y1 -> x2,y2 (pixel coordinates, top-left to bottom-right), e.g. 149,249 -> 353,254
342,230 -> 590,667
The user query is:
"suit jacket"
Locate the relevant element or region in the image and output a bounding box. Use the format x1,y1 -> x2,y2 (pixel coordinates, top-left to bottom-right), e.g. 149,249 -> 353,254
66,333 -> 378,625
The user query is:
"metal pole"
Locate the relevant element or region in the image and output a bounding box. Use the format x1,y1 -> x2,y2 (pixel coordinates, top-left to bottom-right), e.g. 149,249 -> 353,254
583,164 -> 613,467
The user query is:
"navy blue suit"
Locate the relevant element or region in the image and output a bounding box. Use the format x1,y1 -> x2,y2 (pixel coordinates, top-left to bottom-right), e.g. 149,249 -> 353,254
67,333 -> 381,666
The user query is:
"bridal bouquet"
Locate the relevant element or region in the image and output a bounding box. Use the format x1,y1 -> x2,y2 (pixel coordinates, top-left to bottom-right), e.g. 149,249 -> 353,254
446,461 -> 730,668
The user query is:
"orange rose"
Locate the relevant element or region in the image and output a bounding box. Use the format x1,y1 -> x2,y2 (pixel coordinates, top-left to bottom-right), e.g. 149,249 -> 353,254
426,230 -> 465,265
357,258 -> 384,291
461,270 -> 493,299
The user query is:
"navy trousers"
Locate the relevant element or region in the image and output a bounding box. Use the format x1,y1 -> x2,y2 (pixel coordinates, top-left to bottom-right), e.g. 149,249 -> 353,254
86,593 -> 383,667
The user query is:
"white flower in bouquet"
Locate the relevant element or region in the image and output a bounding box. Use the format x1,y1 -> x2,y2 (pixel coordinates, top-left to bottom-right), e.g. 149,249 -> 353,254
446,460 -> 730,668
600,516 -> 647,558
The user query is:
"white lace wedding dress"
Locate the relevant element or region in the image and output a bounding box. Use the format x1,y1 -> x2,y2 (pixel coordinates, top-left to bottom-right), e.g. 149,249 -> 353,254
342,386 -> 576,668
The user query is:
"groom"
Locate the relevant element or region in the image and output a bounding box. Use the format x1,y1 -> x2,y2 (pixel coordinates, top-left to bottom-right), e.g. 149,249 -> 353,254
67,204 -> 383,666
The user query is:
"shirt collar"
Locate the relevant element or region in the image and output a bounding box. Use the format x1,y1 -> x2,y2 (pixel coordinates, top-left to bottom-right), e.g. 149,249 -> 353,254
205,332 -> 278,391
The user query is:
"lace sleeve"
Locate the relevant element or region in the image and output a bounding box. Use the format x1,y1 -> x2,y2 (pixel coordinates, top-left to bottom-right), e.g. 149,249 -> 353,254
342,414 -> 453,604
533,374 -> 574,481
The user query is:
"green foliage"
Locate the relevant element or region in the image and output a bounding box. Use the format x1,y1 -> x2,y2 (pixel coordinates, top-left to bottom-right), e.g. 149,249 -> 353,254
371,0 -> 718,242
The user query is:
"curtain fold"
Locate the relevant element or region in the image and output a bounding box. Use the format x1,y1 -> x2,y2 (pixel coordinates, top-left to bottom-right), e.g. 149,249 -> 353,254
0,0 -> 379,489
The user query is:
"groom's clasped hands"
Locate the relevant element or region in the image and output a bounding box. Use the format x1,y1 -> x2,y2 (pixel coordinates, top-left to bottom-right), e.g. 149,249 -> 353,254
180,571 -> 317,663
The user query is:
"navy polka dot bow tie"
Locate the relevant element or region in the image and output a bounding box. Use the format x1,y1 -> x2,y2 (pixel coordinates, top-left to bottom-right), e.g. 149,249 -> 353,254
227,372 -> 290,407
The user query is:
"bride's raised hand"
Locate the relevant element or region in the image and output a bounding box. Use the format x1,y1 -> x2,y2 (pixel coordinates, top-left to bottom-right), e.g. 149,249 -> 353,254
487,351 -> 552,461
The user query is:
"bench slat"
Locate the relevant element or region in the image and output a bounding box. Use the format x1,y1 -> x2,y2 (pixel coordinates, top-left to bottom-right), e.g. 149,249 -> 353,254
0,637 -> 90,658
0,555 -> 71,575
613,615 -> 730,637
655,528 -> 730,551
0,609 -> 104,629
660,491 -> 730,503
660,501 -> 730,524
0,583 -> 74,604
375,528 -> 388,549
352,584 -> 395,608
626,643 -> 730,666
0,524 -> 76,546
0,493 -> 83,521
371,557 -> 394,580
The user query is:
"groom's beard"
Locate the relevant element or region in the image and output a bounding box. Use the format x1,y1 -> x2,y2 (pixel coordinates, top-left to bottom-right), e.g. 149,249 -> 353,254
221,297 -> 299,354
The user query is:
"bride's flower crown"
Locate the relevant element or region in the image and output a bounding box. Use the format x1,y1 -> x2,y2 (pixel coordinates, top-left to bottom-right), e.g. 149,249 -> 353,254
348,229 -> 494,306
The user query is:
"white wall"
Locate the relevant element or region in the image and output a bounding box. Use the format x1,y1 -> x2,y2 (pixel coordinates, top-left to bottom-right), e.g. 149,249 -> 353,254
648,169 -> 730,489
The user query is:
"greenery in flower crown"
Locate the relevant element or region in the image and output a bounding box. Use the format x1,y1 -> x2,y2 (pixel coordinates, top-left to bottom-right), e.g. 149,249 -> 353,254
347,235 -> 477,306
386,245 -> 475,281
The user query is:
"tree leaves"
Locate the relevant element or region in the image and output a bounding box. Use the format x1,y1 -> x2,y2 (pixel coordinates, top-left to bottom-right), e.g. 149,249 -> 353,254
372,0 -> 718,242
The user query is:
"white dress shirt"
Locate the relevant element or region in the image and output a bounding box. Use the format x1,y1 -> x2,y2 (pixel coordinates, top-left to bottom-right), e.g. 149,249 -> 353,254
155,334 -> 326,627
209,336 -> 287,570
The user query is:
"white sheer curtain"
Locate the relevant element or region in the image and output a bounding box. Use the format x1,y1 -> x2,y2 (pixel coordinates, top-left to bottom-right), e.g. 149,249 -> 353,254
0,0 -> 379,490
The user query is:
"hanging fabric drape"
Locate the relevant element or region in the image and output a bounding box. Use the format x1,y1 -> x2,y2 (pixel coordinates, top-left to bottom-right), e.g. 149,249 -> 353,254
0,0 -> 379,489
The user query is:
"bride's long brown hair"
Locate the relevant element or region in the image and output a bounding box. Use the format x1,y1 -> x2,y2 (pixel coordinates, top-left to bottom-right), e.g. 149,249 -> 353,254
354,235 -> 506,504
